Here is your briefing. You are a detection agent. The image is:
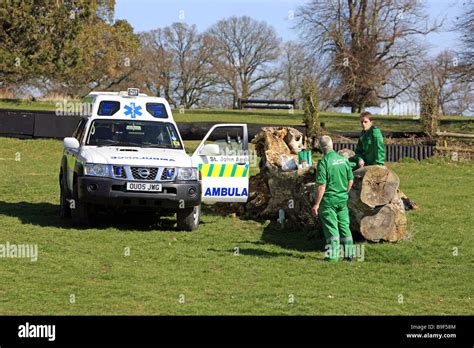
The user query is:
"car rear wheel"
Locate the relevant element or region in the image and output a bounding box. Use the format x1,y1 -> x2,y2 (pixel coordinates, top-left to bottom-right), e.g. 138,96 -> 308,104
176,204 -> 200,231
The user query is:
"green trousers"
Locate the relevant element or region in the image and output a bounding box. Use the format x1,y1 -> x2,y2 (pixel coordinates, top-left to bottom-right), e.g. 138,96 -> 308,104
320,201 -> 354,261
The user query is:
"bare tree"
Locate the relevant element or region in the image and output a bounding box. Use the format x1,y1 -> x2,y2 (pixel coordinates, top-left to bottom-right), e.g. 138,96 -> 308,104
453,0 -> 474,83
138,24 -> 217,108
411,51 -> 473,116
296,0 -> 441,113
431,51 -> 473,115
162,23 -> 217,108
275,41 -> 340,110
135,29 -> 174,99
207,16 -> 282,108
278,41 -> 317,105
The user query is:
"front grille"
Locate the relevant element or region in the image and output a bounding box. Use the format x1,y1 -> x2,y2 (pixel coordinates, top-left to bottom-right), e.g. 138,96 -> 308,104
130,167 -> 158,180
113,166 -> 127,179
160,167 -> 175,181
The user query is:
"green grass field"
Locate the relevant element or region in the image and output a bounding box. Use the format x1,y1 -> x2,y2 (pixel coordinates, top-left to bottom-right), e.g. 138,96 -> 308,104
1,99 -> 473,133
0,137 -> 472,315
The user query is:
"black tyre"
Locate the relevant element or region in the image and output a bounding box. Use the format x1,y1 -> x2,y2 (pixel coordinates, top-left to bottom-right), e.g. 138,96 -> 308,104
176,204 -> 200,231
70,181 -> 94,227
59,171 -> 72,218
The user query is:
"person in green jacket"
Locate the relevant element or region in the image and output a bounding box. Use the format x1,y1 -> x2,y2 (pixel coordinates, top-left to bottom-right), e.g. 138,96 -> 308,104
312,135 -> 355,262
349,111 -> 385,169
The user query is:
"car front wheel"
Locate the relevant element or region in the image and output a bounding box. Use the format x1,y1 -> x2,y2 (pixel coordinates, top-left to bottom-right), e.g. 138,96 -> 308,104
59,175 -> 71,218
70,181 -> 95,228
176,204 -> 200,231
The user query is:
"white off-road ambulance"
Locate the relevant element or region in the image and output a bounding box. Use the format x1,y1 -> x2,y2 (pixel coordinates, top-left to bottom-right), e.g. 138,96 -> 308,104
59,88 -> 249,231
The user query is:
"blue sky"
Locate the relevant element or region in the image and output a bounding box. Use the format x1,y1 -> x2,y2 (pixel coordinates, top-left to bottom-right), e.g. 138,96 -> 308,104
115,0 -> 467,57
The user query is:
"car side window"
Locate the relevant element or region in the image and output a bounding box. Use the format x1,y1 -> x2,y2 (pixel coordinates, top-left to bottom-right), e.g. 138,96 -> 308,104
74,119 -> 88,144
71,119 -> 83,139
203,126 -> 245,155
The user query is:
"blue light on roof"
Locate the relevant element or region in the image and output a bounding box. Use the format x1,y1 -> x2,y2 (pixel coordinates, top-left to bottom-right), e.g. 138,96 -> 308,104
146,103 -> 168,118
98,101 -> 120,116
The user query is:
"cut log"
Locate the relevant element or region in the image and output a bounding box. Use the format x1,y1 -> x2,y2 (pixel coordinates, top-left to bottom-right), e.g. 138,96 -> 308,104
386,193 -> 408,241
359,202 -> 407,242
348,165 -> 407,242
352,165 -> 400,208
360,205 -> 395,241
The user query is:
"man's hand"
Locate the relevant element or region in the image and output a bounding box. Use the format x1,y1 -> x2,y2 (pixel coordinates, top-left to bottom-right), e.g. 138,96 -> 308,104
347,179 -> 353,192
311,204 -> 320,217
358,159 -> 365,168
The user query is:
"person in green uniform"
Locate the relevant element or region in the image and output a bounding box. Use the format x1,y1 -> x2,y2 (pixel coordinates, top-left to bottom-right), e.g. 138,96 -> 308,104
311,136 -> 355,262
349,111 -> 385,170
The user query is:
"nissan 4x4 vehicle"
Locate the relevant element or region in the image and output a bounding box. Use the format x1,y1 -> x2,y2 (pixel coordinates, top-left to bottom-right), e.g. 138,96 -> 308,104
59,89 -> 249,231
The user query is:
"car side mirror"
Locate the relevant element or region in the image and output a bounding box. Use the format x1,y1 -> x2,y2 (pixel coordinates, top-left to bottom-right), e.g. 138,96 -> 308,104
200,143 -> 220,156
64,137 -> 80,149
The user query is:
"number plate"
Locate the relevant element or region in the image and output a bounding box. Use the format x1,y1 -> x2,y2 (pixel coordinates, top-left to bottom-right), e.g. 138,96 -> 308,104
126,182 -> 162,192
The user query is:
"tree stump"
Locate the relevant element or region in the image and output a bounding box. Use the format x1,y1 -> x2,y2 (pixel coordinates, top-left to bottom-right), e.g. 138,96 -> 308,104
246,127 -> 316,224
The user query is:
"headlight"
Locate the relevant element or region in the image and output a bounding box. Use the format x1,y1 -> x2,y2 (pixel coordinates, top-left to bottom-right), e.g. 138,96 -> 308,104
176,167 -> 198,181
84,163 -> 112,177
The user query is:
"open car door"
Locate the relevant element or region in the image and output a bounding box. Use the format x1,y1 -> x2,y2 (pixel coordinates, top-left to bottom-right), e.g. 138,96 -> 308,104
191,124 -> 249,203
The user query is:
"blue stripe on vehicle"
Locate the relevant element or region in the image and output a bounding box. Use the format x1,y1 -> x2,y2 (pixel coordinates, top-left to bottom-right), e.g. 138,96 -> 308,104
242,164 -> 248,177
230,164 -> 237,177
219,164 -> 226,177
208,163 -> 214,176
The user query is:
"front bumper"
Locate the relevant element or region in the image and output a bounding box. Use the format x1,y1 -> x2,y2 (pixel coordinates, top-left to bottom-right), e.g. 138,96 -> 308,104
77,176 -> 201,209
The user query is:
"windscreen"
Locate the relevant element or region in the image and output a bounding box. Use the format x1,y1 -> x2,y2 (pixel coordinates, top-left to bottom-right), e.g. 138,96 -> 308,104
86,120 -> 183,149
